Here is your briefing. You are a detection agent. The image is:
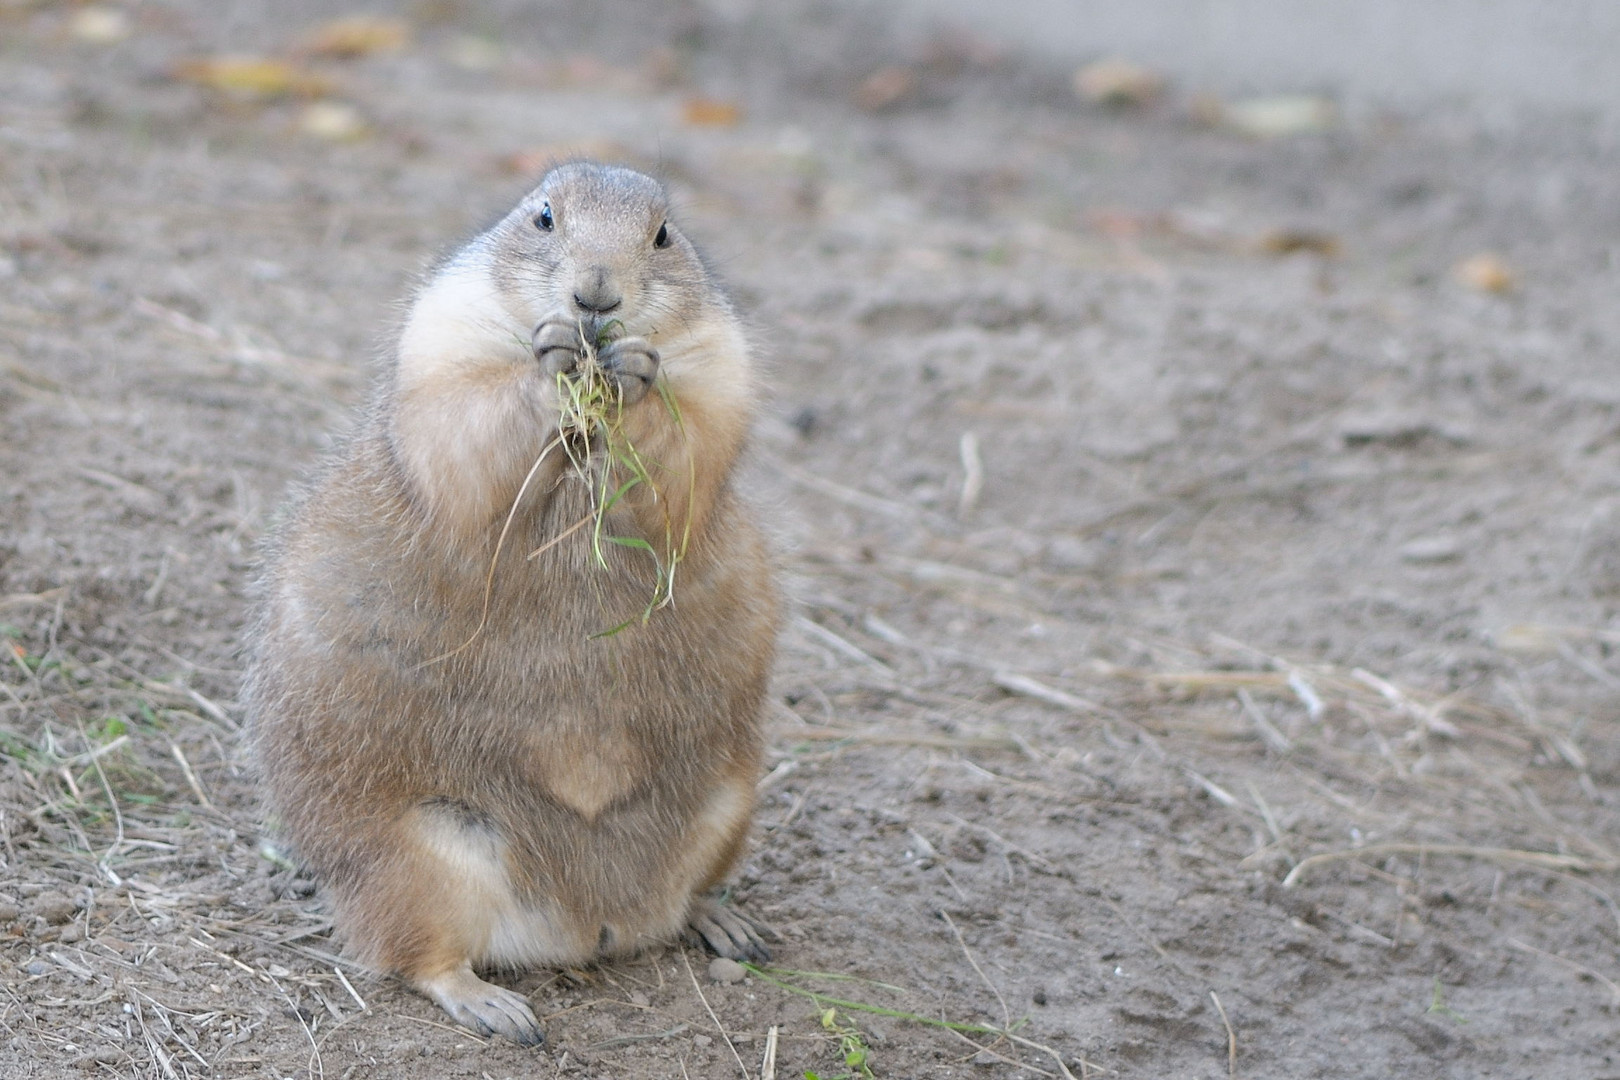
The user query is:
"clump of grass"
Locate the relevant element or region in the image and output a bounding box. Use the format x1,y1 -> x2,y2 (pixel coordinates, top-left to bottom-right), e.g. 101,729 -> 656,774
549,317 -> 691,636
805,1007 -> 877,1080
745,964 -> 1085,1080
1427,977 -> 1468,1024
421,318 -> 690,665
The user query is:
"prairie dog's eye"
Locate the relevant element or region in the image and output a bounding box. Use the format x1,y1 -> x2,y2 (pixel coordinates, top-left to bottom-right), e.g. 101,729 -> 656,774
654,222 -> 670,248
534,202 -> 554,231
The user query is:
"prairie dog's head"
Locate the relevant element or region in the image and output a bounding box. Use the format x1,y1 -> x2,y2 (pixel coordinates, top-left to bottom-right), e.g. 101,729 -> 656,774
482,162 -> 719,342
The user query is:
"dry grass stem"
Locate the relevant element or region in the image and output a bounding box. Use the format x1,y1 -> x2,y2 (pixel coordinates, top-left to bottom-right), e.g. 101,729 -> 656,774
168,741 -> 216,812
1283,844 -> 1617,888
794,617 -> 893,672
1507,939 -> 1620,1006
0,588 -> 68,611
783,727 -> 1026,754
945,1030 -> 1058,1078
1209,991 -> 1236,1077
1182,768 -> 1250,813
681,950 -> 750,1080
761,1024 -> 779,1080
1556,640 -> 1620,690
769,456 -> 925,521
1245,781 -> 1287,850
957,431 -> 984,517
941,909 -> 1011,1030
526,511 -> 594,560
586,1023 -> 691,1051
416,433 -> 565,667
1237,688 -> 1291,752
333,966 -> 367,1011
993,671 -> 1104,716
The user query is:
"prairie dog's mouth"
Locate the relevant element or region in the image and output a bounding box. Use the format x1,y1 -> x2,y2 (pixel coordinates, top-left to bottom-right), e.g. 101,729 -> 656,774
580,312 -> 626,346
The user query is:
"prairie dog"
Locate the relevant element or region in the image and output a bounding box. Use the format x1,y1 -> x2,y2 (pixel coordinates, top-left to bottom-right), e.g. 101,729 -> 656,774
246,163 -> 779,1045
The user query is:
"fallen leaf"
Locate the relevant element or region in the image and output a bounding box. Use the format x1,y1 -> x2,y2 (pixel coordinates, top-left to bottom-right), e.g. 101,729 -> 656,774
1220,95 -> 1335,138
172,56 -> 333,100
300,15 -> 411,58
445,35 -> 502,72
854,66 -> 916,112
681,98 -> 742,128
68,5 -> 131,44
1073,57 -> 1163,106
1493,625 -> 1561,657
1254,228 -> 1341,257
298,101 -> 368,141
1454,252 -> 1514,293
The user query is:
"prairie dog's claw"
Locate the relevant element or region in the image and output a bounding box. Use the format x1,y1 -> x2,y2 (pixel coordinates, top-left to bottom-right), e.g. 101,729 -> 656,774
597,337 -> 660,406
417,965 -> 545,1047
533,317 -> 583,379
685,895 -> 773,964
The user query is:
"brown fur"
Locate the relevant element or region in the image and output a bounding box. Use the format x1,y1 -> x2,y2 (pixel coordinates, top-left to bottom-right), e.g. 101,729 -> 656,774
245,164 -> 778,1044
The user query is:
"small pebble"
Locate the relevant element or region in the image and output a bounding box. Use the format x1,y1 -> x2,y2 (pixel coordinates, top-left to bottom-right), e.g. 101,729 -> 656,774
692,1034 -> 713,1047
0,899 -> 21,922
23,959 -> 48,976
628,991 -> 650,1008
707,957 -> 747,984
58,923 -> 85,943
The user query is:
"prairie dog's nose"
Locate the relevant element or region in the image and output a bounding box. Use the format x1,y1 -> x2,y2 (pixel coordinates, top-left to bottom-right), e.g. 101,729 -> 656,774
572,267 -> 622,314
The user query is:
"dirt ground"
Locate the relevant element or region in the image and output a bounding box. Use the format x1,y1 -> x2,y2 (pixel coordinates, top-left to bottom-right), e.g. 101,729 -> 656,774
3,2 -> 1620,1077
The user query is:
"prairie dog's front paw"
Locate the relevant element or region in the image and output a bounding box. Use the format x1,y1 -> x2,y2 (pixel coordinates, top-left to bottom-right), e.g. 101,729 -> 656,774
532,316 -> 585,379
597,337 -> 660,407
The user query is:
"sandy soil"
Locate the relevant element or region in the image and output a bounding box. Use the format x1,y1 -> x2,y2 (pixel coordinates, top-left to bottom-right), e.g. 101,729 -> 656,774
3,2 -> 1619,1077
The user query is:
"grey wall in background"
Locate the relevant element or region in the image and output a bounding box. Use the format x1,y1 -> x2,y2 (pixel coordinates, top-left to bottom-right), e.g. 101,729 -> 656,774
899,0 -> 1620,113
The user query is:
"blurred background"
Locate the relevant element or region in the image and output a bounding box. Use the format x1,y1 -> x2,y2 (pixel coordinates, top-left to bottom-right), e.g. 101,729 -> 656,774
912,0 -> 1620,112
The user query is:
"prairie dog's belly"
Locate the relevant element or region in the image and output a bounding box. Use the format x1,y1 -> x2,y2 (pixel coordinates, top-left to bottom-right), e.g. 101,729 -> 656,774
410,768 -> 756,967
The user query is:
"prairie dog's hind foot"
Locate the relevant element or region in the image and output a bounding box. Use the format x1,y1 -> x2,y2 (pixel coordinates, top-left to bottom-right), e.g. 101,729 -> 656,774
684,894 -> 773,964
416,965 -> 544,1046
